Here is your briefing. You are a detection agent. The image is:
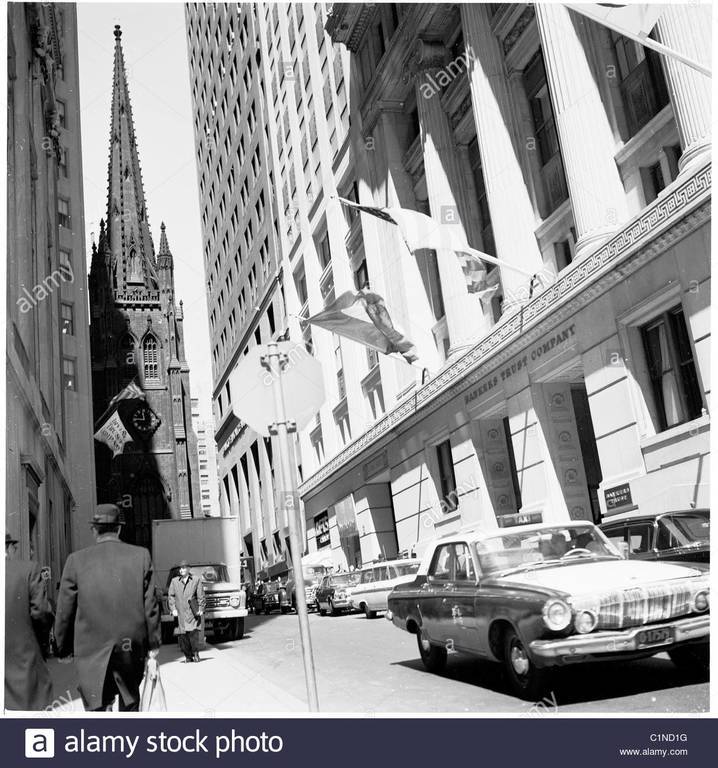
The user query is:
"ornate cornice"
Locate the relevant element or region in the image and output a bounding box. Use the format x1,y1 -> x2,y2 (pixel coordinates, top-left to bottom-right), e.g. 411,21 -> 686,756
404,39 -> 449,76
299,163 -> 712,498
325,3 -> 377,52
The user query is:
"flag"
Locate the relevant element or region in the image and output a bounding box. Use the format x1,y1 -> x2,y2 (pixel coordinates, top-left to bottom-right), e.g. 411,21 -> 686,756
94,410 -> 133,457
565,4 -> 664,38
107,380 -> 145,409
307,289 -> 418,364
337,198 -> 535,287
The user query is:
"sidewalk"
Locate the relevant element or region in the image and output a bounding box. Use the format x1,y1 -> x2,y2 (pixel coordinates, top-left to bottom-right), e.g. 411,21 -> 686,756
46,642 -> 308,714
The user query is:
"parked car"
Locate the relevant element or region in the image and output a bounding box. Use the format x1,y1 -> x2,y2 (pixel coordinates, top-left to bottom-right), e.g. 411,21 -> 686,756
160,563 -> 247,643
600,509 -> 710,563
281,565 -> 331,613
387,522 -> 709,700
315,572 -> 360,615
252,580 -> 282,615
350,559 -> 421,618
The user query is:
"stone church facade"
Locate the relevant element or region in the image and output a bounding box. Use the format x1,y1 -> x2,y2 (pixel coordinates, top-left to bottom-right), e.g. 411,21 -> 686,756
89,26 -> 200,548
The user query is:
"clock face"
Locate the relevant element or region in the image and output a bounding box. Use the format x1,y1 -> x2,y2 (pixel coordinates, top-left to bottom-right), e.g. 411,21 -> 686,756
131,404 -> 160,436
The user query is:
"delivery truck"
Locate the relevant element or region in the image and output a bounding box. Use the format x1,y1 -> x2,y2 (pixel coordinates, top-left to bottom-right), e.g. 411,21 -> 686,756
152,517 -> 249,643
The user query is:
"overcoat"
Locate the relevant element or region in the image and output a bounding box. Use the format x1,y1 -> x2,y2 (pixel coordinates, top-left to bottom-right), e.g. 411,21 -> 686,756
53,538 -> 161,710
167,574 -> 205,632
4,559 -> 54,711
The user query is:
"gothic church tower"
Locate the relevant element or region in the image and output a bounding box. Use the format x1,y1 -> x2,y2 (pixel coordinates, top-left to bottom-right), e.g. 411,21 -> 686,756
89,26 -> 200,548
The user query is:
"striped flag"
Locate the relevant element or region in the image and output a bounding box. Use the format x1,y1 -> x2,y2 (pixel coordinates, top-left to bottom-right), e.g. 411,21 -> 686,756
307,289 -> 418,364
93,380 -> 156,455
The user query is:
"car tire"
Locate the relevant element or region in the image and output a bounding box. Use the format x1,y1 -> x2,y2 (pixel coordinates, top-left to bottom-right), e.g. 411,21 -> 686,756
417,627 -> 447,674
669,644 -> 709,676
317,601 -> 326,617
363,604 -> 377,619
329,598 -> 339,616
503,627 -> 548,701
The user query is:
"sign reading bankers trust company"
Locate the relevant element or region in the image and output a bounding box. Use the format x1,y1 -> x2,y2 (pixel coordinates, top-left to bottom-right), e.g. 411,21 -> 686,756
465,324 -> 577,406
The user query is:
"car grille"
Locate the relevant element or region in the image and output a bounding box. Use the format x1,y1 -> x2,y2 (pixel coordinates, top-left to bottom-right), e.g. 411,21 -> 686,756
305,586 -> 316,601
205,592 -> 232,610
571,578 -> 708,630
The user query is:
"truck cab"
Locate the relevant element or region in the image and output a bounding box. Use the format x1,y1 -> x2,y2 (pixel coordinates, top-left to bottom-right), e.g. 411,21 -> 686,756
160,563 -> 248,643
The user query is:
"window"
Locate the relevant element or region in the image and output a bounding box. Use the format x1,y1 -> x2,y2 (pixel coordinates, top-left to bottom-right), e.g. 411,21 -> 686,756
555,238 -> 574,272
468,138 -> 495,257
310,425 -> 325,465
60,302 -> 74,335
58,199 -> 70,228
62,358 -> 76,390
611,32 -> 669,137
59,249 -> 72,273
436,440 -> 457,511
317,231 -> 332,269
524,52 -> 568,213
641,306 -> 703,431
59,147 -> 68,178
142,334 -> 160,382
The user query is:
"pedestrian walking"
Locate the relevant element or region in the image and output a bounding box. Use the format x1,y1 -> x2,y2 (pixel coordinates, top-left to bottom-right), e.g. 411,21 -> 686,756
53,504 -> 161,711
4,533 -> 54,711
167,560 -> 205,663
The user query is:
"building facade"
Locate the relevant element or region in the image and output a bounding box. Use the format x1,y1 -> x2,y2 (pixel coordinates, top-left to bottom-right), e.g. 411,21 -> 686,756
89,26 -> 201,549
186,3 -> 710,570
6,3 -> 97,581
191,397 -> 221,517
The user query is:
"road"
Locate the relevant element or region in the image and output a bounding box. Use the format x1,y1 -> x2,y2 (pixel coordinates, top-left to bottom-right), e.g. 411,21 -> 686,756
153,608 -> 708,714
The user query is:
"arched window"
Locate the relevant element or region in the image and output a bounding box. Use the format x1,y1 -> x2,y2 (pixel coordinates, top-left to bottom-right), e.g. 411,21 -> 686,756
119,333 -> 136,385
142,334 -> 159,381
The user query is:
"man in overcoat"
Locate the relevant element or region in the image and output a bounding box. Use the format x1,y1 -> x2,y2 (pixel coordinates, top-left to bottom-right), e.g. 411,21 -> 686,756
167,560 -> 205,663
5,533 -> 54,711
53,505 -> 161,711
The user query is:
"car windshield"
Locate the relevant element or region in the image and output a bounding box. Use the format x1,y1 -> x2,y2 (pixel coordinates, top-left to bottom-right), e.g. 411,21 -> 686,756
476,525 -> 621,576
395,562 -> 420,577
332,573 -> 358,587
169,565 -> 229,584
658,511 -> 710,548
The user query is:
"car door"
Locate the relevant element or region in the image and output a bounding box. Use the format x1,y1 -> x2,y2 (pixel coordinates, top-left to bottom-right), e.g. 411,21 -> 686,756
369,565 -> 390,611
420,544 -> 457,644
435,542 -> 481,653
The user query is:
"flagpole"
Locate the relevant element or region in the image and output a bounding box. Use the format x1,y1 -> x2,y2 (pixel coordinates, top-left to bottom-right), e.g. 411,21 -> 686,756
566,5 -> 711,77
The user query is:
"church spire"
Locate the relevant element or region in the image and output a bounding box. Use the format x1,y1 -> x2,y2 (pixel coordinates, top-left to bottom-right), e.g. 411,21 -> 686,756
105,24 -> 159,290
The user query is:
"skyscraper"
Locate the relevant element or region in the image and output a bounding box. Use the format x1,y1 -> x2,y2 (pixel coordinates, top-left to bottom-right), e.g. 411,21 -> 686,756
89,26 -> 200,548
7,3 -> 97,573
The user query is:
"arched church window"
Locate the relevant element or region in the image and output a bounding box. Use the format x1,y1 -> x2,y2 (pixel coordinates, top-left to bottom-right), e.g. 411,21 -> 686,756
143,334 -> 159,382
128,247 -> 142,283
119,334 -> 136,385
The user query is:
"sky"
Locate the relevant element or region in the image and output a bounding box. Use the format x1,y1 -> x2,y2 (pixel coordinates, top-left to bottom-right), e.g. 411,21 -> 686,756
76,3 -> 213,421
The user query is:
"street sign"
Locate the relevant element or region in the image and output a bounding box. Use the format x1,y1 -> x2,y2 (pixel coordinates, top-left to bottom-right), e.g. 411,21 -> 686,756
227,342 -> 325,437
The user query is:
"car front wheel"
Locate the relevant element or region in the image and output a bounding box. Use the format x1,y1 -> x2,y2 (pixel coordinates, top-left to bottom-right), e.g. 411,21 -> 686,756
503,628 -> 548,701
317,600 -> 326,617
669,644 -> 709,676
417,627 -> 447,674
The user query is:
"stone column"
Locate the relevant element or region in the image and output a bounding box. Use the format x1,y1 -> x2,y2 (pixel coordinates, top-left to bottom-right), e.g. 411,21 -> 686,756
411,40 -> 484,356
535,3 -> 629,259
460,4 -> 544,297
655,4 -> 711,173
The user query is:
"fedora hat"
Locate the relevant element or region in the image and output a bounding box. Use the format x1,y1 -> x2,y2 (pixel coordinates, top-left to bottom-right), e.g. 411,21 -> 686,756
5,532 -> 19,546
90,503 -> 125,526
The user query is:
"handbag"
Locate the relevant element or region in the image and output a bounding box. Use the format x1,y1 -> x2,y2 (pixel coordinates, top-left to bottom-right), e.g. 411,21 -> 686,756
139,656 -> 167,712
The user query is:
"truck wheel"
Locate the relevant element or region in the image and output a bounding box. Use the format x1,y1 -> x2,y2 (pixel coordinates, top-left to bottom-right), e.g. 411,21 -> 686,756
669,644 -> 709,676
161,623 -> 174,645
232,617 -> 245,641
503,627 -> 549,701
417,627 -> 447,673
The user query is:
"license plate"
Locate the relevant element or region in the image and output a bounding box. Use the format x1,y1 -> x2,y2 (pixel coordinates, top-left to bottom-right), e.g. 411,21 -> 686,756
636,627 -> 675,649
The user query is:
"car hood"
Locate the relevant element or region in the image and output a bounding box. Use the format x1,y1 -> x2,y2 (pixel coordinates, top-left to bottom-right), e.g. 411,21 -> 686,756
496,558 -> 706,596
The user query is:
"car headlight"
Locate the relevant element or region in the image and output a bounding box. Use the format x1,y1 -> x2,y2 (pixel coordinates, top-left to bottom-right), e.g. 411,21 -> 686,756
574,609 -> 597,634
229,594 -> 240,607
693,590 -> 709,612
542,598 -> 572,631
336,591 -> 346,599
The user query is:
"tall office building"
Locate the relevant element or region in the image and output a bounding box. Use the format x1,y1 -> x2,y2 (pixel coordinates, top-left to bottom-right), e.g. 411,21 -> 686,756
89,26 -> 201,549
6,3 -> 97,580
187,3 -> 710,569
191,397 -> 221,517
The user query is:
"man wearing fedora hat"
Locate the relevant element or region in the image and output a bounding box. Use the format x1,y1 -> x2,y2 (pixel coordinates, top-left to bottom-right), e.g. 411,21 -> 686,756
167,560 -> 205,663
54,504 -> 162,711
5,532 -> 54,710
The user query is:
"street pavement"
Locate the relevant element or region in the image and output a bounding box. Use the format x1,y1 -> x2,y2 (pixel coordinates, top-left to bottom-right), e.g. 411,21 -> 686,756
45,608 -> 708,714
